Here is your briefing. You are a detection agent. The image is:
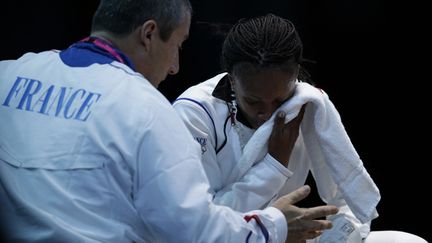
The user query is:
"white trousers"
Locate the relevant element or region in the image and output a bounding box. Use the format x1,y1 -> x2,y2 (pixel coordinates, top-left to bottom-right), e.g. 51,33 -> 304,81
364,231 -> 428,243
306,231 -> 428,243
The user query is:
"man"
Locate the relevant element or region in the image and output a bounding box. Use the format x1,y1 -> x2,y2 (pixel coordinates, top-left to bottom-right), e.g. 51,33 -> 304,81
0,0 -> 337,242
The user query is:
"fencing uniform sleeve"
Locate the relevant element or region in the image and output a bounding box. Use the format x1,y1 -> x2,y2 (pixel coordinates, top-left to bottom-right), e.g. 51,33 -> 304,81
174,99 -> 292,212
134,100 -> 288,242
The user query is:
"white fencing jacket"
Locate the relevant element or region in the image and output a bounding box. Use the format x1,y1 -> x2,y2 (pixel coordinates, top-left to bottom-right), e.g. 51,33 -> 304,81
0,40 -> 287,242
173,73 -> 374,240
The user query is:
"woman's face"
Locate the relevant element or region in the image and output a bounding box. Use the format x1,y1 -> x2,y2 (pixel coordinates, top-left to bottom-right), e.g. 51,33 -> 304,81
231,66 -> 298,129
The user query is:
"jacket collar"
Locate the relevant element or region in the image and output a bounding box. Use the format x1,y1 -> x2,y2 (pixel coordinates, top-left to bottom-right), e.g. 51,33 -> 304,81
211,74 -> 254,129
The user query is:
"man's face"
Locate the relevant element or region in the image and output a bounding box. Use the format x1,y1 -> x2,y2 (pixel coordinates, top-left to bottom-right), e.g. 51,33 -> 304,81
147,11 -> 191,87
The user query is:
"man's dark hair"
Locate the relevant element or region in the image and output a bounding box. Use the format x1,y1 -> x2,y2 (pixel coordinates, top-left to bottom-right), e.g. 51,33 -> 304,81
221,14 -> 312,82
91,0 -> 192,41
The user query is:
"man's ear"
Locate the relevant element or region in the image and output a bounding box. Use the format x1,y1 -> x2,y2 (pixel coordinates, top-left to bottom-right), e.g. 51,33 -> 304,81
139,20 -> 158,51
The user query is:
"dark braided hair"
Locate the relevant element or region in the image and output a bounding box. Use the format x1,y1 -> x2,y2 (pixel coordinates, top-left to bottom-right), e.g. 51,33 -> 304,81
221,14 -> 312,83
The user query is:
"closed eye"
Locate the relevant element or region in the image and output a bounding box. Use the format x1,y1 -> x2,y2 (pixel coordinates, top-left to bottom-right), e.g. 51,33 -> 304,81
244,98 -> 260,105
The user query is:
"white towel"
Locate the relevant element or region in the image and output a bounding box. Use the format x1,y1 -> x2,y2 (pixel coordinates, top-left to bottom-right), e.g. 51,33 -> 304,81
229,82 -> 380,224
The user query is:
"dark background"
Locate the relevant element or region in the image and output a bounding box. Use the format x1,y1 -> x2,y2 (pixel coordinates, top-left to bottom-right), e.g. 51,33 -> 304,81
2,0 -> 429,241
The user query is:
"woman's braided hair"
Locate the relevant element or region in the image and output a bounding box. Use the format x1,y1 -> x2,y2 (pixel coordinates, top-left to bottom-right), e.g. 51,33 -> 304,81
221,13 -> 312,83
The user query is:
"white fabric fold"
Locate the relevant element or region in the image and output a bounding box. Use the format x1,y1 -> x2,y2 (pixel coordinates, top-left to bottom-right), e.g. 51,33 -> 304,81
228,81 -> 380,223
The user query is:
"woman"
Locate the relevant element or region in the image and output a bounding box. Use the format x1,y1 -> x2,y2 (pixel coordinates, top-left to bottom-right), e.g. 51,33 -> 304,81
173,14 -> 427,243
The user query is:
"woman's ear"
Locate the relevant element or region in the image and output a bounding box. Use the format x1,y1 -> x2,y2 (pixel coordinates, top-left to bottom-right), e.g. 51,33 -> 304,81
228,74 -> 235,90
139,20 -> 158,51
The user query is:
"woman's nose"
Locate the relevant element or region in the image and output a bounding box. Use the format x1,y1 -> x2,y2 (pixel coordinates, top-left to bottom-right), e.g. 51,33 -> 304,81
257,112 -> 271,123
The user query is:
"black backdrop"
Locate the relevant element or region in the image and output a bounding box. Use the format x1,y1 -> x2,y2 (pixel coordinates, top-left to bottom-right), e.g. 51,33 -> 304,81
2,0 -> 430,241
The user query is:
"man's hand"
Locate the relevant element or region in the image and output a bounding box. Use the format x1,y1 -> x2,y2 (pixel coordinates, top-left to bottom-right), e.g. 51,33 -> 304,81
271,185 -> 338,243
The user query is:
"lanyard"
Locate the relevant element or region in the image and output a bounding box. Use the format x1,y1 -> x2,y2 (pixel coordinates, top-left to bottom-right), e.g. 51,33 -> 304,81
80,36 -> 126,64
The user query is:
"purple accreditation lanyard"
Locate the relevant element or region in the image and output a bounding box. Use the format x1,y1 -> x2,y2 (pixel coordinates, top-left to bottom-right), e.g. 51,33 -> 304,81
80,36 -> 126,64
